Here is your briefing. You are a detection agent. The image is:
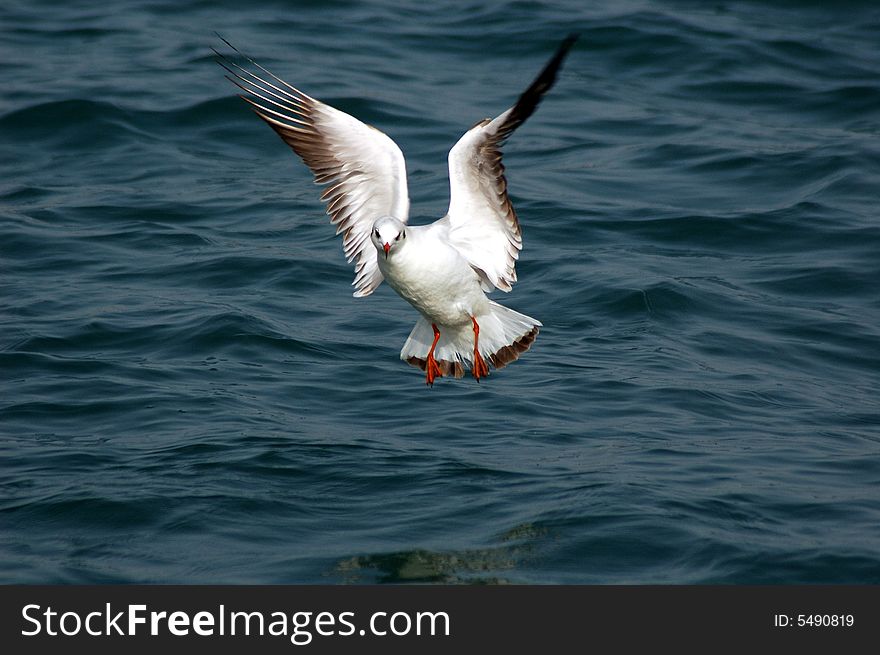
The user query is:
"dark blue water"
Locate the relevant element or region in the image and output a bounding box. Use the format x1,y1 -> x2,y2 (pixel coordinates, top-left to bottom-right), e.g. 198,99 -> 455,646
2,0 -> 879,583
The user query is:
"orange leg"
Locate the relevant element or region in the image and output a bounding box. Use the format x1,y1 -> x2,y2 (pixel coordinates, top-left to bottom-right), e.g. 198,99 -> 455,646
425,323 -> 443,386
471,316 -> 490,381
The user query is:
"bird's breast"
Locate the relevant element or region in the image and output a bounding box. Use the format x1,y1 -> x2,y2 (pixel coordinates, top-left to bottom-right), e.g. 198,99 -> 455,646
379,238 -> 485,326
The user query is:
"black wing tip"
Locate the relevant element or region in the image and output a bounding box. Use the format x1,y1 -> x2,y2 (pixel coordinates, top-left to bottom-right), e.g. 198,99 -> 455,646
533,33 -> 579,91
212,34 -> 260,72
505,34 -> 578,126
557,34 -> 580,69
214,32 -> 238,54
212,34 -> 239,70
562,33 -> 580,48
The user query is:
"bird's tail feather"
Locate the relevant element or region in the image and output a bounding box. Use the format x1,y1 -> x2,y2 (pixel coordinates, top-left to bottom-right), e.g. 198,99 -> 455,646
400,301 -> 540,378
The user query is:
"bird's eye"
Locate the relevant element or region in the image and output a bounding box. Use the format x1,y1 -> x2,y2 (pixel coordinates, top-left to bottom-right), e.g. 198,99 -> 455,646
374,229 -> 380,238
395,233 -> 400,241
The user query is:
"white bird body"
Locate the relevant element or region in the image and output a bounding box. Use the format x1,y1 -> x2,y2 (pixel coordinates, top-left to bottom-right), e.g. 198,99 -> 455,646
217,35 -> 576,384
376,219 -> 488,328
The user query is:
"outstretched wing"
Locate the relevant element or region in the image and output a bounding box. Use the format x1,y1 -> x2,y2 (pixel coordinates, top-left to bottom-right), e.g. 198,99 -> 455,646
215,39 -> 410,297
443,35 -> 577,292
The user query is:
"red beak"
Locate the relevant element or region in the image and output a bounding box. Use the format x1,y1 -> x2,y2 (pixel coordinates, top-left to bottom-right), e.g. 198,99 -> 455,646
383,242 -> 390,258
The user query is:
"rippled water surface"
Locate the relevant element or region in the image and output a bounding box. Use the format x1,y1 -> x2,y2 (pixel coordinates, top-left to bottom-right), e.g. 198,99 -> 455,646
2,0 -> 879,583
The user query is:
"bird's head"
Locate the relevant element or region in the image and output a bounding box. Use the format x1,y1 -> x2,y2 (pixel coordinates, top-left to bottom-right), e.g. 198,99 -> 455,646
371,216 -> 407,260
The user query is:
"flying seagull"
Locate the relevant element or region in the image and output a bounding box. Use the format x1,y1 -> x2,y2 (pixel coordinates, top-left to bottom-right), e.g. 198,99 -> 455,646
215,35 -> 577,385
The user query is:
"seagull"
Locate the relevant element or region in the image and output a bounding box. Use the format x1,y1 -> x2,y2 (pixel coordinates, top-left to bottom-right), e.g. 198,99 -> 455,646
216,35 -> 577,385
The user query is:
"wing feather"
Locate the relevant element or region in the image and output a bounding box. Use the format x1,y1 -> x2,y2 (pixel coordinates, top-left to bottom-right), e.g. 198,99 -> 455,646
444,35 -> 577,292
216,39 -> 410,297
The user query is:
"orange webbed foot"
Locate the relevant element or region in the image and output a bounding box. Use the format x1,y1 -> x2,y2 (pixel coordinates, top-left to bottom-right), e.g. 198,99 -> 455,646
425,353 -> 443,386
425,323 -> 443,387
472,350 -> 490,381
471,316 -> 490,382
